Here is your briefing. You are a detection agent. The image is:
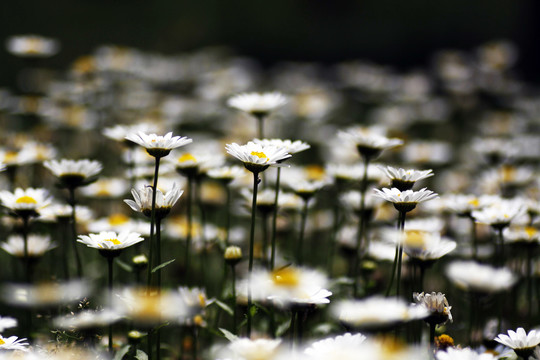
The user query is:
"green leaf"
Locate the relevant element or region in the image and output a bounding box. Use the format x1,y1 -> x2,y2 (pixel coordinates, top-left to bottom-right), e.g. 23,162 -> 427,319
115,258 -> 133,273
214,300 -> 234,316
219,328 -> 238,342
113,345 -> 130,360
151,259 -> 176,273
276,318 -> 291,337
249,304 -> 258,317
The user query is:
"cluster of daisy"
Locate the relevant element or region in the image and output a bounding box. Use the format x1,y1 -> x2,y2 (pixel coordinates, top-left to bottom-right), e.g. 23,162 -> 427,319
1,34 -> 540,360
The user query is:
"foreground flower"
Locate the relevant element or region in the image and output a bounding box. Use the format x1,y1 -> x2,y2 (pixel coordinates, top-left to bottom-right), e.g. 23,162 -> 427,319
304,333 -> 367,359
0,188 -> 51,217
373,187 -> 438,213
0,335 -> 29,351
379,166 -> 434,191
436,347 -> 495,360
77,231 -> 144,253
333,296 -> 428,330
227,337 -> 282,360
124,183 -> 183,218
227,92 -> 287,118
446,260 -> 517,293
225,141 -> 291,173
125,131 -> 192,158
43,159 -> 102,188
53,309 -> 121,330
494,327 -> 540,358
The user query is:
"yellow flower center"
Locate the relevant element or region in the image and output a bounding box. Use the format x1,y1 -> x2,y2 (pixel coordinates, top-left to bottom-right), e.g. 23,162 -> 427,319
271,267 -> 299,287
305,165 -> 325,180
0,337 -> 5,345
250,151 -> 267,159
404,230 -> 427,249
468,198 -> 479,207
525,227 -> 537,237
179,153 -> 197,163
16,196 -> 37,204
4,151 -> 18,163
105,238 -> 122,245
198,294 -> 206,307
109,213 -> 129,226
194,315 -> 204,326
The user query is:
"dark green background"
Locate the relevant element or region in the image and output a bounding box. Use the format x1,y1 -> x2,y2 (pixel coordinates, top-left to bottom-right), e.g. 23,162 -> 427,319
1,0 -> 538,86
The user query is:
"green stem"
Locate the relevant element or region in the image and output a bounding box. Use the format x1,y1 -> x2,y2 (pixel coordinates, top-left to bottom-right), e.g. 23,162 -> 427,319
527,246 -> 533,319
429,322 -> 436,349
108,257 -> 114,354
225,185 -> 231,246
271,167 -> 282,270
69,187 -> 83,278
156,218 -> 162,292
396,211 -> 406,298
247,171 -> 260,337
22,215 -> 30,283
262,213 -> 269,267
469,216 -> 477,260
231,264 -> 237,334
185,175 -> 193,283
353,156 -> 369,298
147,156 -> 161,289
297,198 -> 309,266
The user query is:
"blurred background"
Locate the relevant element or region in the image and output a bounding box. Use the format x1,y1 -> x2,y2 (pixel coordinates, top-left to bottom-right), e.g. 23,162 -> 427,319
0,0 -> 539,88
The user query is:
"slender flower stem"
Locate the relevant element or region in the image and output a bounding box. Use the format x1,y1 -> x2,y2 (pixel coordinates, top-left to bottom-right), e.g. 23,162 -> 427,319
22,215 -> 30,283
107,257 -> 114,354
247,171 -> 260,337
156,218 -> 162,292
396,211 -> 406,298
297,198 -> 310,266
262,212 -> 269,266
230,264 -> 237,334
147,156 -> 161,289
225,185 -> 232,246
68,187 -> 83,278
328,186 -> 341,276
270,167 -> 282,270
469,216 -> 477,260
527,245 -> 533,319
256,115 -> 265,139
185,175 -> 194,283
353,156 -> 370,298
429,322 -> 436,349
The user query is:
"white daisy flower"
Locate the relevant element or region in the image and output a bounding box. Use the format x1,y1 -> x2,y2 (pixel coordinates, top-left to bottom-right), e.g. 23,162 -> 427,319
495,327 -> 540,358
124,183 -> 183,218
472,200 -> 525,229
43,159 -> 102,188
6,34 -> 59,58
2,280 -> 90,308
436,347 -> 495,360
227,92 -> 287,117
304,333 -> 367,360
0,316 -> 17,332
0,335 -> 29,351
103,123 -> 157,145
228,337 -> 282,360
253,138 -> 310,154
401,230 -> 456,261
333,296 -> 429,330
79,177 -> 128,199
125,131 -> 192,158
373,187 -> 438,212
1,234 -> 56,258
0,188 -> 51,217
326,163 -> 384,183
53,309 -> 121,330
225,141 -> 291,173
338,126 -> 403,159
77,231 -> 144,251
379,165 -> 434,191
413,292 -> 452,325
207,165 -> 247,184
446,260 -> 517,293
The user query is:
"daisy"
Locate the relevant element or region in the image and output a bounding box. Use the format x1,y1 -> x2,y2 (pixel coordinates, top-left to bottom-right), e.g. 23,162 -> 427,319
226,141 -> 291,174
373,187 -> 438,213
379,166 -> 434,191
402,230 -> 456,262
2,280 -> 90,308
124,183 -> 183,219
472,200 -> 525,229
253,138 -> 310,155
436,347 -> 495,360
79,177 -> 129,199
102,123 -> 157,146
43,159 -> 102,188
77,231 -> 144,254
494,327 -> 540,358
326,163 -> 384,184
1,234 -> 56,258
446,260 -> 517,293
338,126 -> 403,160
413,292 -> 452,325
228,337 -> 283,360
227,92 -> 287,118
0,335 -> 29,351
0,316 -> 17,332
0,188 -> 51,218
53,309 -> 121,330
125,131 -> 192,158
6,34 -> 59,58
304,333 -> 367,360
333,296 -> 429,330
207,165 -> 247,184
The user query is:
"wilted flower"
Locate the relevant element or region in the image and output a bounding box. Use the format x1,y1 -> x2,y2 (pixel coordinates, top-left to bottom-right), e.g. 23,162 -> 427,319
413,292 -> 452,325
124,183 -> 183,218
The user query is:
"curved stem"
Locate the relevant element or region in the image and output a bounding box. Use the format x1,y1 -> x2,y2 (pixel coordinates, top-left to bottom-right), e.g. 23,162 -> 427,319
271,167 -> 282,270
147,156 -> 161,289
247,171 -> 260,337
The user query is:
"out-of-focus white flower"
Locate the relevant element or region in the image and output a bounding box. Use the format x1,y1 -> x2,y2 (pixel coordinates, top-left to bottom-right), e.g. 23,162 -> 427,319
472,200 -> 525,229
80,177 -> 129,198
6,35 -> 59,58
2,280 -> 90,308
227,92 -> 287,118
53,309 -> 121,330
436,347 -> 495,360
0,335 -> 29,351
228,337 -> 282,360
446,260 -> 517,293
338,126 -> 403,160
253,138 -> 310,155
401,230 -> 456,262
0,188 -> 52,217
43,159 -> 102,188
304,333 -> 367,360
0,316 -> 17,332
1,234 -> 56,258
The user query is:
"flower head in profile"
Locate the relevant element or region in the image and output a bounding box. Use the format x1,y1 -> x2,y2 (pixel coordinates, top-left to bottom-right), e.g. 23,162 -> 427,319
304,333 -> 367,360
227,92 -> 287,118
0,335 -> 29,351
0,316 -> 17,332
446,260 -> 517,293
227,337 -> 283,360
0,188 -> 51,218
379,166 -> 434,191
402,230 -> 456,262
225,141 -> 291,173
436,347 -> 495,360
413,292 -> 452,325
125,131 -> 192,158
494,327 -> 540,358
1,234 -> 56,258
373,187 -> 438,213
6,34 -> 59,58
103,123 -> 156,146
472,199 -> 525,229
44,159 -> 102,188
207,165 -> 246,185
253,138 -> 310,155
78,231 -> 144,257
124,183 -> 183,219
338,126 -> 404,160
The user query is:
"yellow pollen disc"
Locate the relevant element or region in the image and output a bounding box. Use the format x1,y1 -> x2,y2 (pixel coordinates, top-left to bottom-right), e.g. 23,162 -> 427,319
109,213 -> 129,226
250,151 -> 267,159
468,198 -> 479,207
272,267 -> 300,287
4,151 -> 18,163
305,165 -> 325,180
198,294 -> 206,307
105,239 -> 122,245
0,338 -> 5,345
194,315 -> 204,326
404,230 -> 427,249
179,153 -> 197,163
16,196 -> 37,204
525,227 -> 537,237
